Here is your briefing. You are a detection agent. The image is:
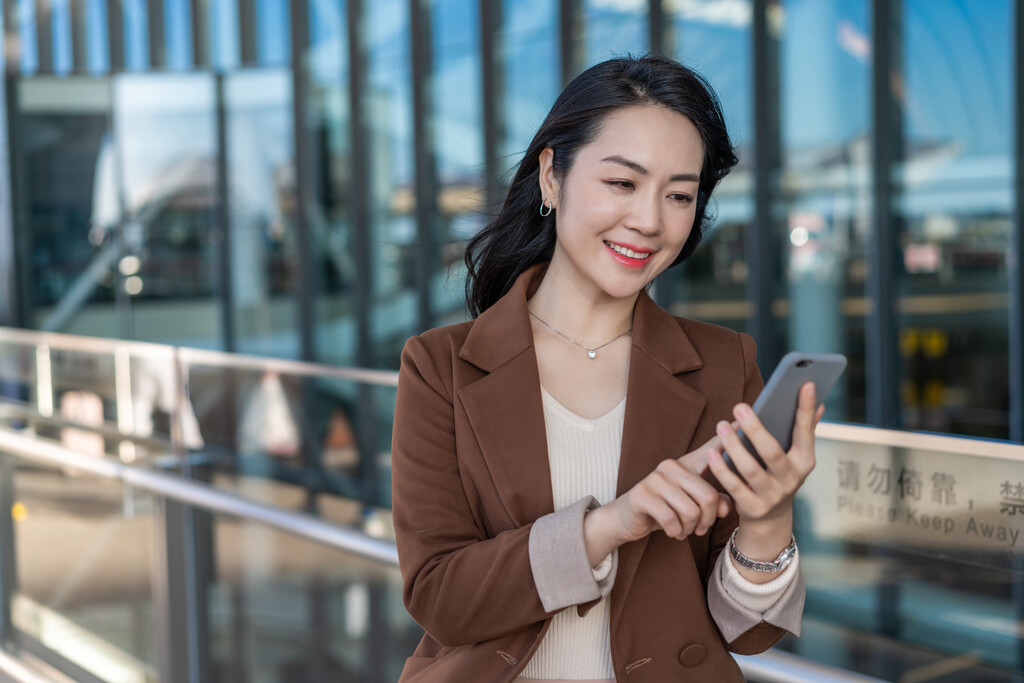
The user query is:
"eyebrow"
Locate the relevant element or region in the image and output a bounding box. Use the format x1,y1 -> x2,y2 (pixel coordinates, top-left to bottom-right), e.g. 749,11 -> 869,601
600,155 -> 700,183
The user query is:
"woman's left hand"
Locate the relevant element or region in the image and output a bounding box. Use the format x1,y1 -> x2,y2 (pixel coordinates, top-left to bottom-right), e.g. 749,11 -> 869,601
706,382 -> 825,526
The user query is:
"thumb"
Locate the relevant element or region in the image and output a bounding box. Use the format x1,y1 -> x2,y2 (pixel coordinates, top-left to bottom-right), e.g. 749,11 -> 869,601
678,422 -> 737,474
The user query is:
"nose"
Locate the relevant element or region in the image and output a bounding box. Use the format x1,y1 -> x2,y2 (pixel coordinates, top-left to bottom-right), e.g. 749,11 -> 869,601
624,192 -> 661,236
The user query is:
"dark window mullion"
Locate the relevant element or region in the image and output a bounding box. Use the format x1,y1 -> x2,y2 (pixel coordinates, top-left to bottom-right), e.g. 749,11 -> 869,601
480,0 -> 504,217
560,0 -> 582,87
410,0 -> 437,333
35,0 -> 53,73
749,0 -> 782,371
71,0 -> 88,72
237,0 -> 256,65
189,0 -> 208,68
109,0 -> 126,70
1011,0 -> 1024,443
648,0 -> 672,56
868,0 -> 901,428
289,0 -> 314,362
147,0 -> 165,68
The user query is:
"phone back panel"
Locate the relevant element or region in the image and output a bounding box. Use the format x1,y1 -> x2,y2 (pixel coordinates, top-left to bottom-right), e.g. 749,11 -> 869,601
738,351 -> 847,457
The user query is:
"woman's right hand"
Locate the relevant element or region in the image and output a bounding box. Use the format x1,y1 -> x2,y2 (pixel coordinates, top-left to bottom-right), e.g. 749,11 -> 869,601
583,434 -> 732,566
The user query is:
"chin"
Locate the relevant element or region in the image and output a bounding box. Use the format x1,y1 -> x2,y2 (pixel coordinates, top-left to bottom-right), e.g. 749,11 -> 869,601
596,273 -> 655,301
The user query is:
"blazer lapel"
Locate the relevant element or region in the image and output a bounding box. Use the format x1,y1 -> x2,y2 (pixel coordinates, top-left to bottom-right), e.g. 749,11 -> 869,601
457,265 -> 555,526
454,270 -> 709,595
611,290 -> 707,628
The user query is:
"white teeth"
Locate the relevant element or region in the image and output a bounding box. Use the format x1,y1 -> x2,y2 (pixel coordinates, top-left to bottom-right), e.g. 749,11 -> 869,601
605,241 -> 651,259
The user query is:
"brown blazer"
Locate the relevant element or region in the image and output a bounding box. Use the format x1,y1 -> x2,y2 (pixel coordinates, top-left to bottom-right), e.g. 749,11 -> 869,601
392,265 -> 802,682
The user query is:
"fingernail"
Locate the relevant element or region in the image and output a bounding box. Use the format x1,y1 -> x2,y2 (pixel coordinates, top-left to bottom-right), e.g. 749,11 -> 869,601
716,421 -> 729,436
736,404 -> 752,418
707,449 -> 719,462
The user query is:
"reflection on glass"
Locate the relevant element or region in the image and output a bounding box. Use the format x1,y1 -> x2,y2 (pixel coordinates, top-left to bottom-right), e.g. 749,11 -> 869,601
500,0 -> 559,165
123,0 -> 149,71
583,0 -> 647,66
184,360 -> 395,510
113,74 -> 222,348
307,0 -> 358,367
256,0 -> 290,66
12,466 -> 156,680
788,428 -> 1024,680
224,69 -> 300,358
896,0 -> 1011,438
365,0 -> 416,369
207,516 -> 420,681
17,77 -> 111,329
432,0 -> 483,325
776,0 -> 870,422
661,0 -> 753,334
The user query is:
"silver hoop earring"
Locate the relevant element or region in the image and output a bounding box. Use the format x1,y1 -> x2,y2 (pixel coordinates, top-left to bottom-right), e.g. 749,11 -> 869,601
539,198 -> 554,217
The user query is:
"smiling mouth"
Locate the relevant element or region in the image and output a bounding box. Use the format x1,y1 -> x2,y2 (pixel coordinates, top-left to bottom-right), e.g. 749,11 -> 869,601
604,241 -> 653,260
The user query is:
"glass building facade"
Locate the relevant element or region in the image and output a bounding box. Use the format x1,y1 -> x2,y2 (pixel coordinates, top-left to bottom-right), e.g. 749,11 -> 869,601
1,3 -> 1023,682
2,0 -> 1020,443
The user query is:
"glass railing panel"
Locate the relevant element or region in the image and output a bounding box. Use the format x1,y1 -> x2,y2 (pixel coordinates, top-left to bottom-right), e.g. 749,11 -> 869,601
787,424 -> 1024,681
0,336 -> 180,465
10,457 -> 157,682
205,514 -> 419,681
180,358 -> 397,513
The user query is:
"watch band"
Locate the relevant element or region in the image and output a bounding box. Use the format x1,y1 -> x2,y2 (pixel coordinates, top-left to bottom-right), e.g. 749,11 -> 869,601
728,528 -> 797,573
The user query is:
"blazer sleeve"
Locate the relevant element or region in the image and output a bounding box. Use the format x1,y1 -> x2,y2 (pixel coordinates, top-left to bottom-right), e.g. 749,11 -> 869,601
704,331 -> 807,654
392,335 -> 557,647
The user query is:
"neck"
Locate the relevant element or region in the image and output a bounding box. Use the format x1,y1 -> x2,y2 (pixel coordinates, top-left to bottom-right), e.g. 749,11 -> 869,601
527,258 -> 639,346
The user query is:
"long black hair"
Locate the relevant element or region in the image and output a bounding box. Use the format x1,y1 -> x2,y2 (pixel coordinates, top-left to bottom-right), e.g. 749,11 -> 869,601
463,55 -> 738,318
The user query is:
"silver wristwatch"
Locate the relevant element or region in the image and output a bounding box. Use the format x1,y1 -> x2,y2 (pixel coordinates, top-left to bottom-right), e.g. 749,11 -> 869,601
728,528 -> 797,573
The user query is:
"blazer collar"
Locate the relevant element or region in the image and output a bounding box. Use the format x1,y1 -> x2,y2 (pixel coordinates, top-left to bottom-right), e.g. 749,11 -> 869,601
459,263 -> 704,375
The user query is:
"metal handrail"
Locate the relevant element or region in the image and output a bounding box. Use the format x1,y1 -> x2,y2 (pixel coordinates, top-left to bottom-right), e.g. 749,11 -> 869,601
0,647 -> 67,683
0,427 -> 399,566
0,326 -> 400,387
735,650 -> 890,683
0,399 -> 173,452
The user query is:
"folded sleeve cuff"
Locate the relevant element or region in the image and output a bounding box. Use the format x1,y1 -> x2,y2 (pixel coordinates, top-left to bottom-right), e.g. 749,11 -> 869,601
722,547 -> 800,612
528,496 -> 618,613
707,548 -> 805,643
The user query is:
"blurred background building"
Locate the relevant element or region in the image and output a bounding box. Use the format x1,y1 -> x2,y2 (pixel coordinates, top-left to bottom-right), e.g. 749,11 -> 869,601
0,1 -> 1021,682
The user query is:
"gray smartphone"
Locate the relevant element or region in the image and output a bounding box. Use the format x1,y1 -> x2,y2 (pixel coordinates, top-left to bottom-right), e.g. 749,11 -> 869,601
722,351 -> 847,475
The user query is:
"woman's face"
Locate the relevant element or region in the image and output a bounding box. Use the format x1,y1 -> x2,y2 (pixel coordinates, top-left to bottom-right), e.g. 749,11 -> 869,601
539,105 -> 704,302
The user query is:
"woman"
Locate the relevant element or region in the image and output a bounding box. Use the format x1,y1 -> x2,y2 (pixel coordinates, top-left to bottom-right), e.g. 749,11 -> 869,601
391,55 -> 823,682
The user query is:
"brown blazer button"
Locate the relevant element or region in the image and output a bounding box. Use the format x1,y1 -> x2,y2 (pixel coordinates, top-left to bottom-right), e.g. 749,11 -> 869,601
678,644 -> 707,667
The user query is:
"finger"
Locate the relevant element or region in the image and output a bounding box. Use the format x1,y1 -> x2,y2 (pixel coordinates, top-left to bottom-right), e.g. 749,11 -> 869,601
791,382 -> 818,452
656,460 -> 721,535
731,404 -> 789,475
639,493 -> 690,539
814,403 -> 826,425
643,468 -> 706,538
790,384 -> 820,472
706,448 -> 759,511
678,422 -> 740,474
717,418 -> 778,486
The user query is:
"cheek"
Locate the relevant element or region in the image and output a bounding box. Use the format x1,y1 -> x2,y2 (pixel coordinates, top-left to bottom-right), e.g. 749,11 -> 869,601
668,210 -> 696,241
557,188 -> 617,235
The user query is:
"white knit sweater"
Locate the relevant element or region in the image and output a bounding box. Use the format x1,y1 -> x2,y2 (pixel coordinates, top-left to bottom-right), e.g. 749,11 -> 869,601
519,387 -> 798,680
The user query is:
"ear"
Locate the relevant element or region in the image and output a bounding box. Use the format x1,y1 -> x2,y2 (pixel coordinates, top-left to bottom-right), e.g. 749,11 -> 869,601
537,147 -> 559,208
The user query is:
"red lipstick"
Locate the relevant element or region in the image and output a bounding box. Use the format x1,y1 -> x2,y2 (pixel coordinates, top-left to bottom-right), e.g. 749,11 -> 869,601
604,240 -> 654,269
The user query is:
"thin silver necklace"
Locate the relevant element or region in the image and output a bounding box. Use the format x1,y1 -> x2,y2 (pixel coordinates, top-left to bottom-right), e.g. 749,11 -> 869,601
528,310 -> 632,359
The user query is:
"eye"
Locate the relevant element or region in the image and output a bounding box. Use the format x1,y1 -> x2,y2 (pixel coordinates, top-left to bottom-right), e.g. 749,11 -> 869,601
605,179 -> 635,191
669,193 -> 694,205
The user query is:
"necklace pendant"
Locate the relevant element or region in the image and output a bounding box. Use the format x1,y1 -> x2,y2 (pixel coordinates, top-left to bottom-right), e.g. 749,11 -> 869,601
587,350 -> 597,359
